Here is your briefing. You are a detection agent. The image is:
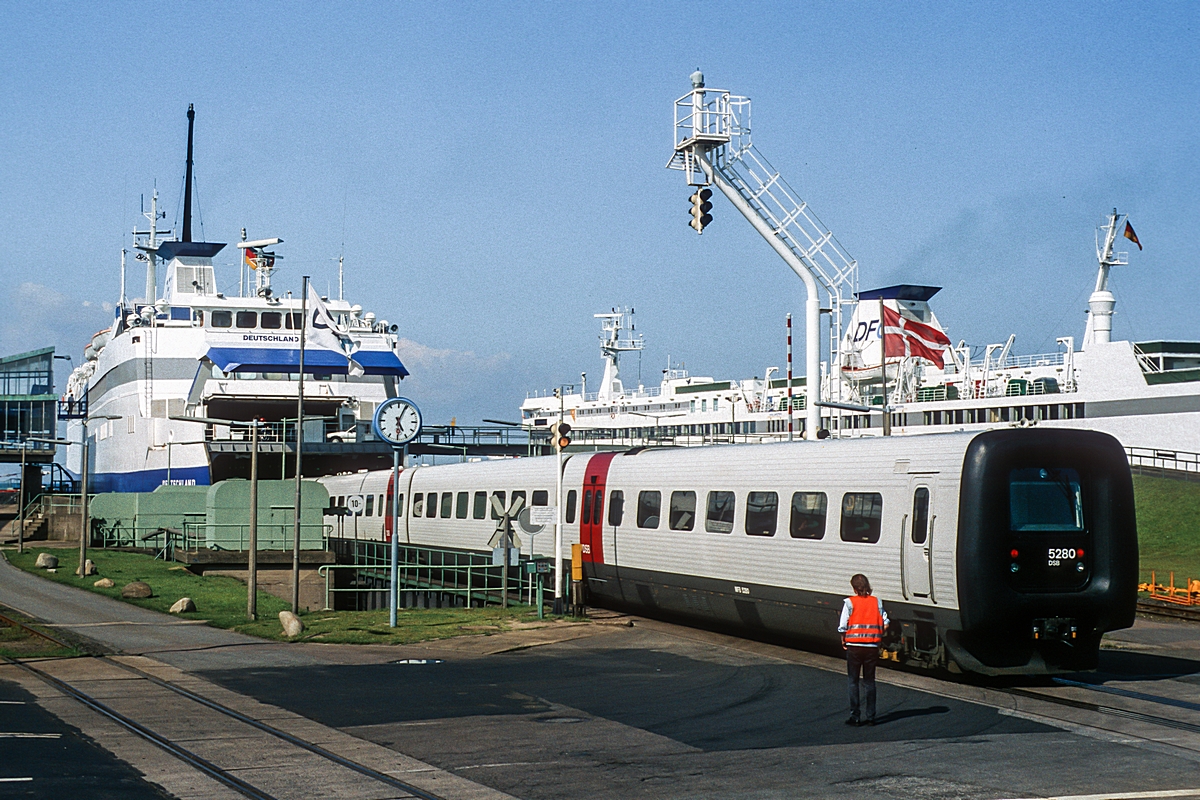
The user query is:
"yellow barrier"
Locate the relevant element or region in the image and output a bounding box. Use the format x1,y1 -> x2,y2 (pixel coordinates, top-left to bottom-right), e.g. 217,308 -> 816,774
1139,571 -> 1200,605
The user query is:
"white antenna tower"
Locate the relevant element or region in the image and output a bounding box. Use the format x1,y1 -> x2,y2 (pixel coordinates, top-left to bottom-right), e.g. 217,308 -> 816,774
594,307 -> 644,403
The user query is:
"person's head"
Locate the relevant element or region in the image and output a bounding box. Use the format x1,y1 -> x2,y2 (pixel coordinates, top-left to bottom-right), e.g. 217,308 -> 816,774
850,573 -> 871,596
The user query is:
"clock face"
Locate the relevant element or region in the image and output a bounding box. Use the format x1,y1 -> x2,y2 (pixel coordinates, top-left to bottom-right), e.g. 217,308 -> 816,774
374,398 -> 422,445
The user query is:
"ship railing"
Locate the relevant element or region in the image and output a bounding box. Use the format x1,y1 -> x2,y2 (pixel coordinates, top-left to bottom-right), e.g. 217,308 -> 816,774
966,351 -> 1066,370
1132,344 -> 1164,374
1125,447 -> 1200,482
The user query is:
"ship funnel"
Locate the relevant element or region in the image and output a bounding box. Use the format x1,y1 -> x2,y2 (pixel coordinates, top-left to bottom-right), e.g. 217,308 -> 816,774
182,104 -> 195,243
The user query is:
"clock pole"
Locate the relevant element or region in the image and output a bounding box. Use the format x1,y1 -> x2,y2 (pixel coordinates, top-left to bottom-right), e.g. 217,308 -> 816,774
389,443 -> 403,627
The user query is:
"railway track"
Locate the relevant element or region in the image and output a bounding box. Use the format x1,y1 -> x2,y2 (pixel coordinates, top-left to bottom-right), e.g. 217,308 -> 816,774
0,610 -> 447,800
1136,598 -> 1200,623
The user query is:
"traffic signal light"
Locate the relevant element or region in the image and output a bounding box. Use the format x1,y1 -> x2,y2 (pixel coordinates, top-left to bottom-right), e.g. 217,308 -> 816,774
689,187 -> 713,233
552,421 -> 572,451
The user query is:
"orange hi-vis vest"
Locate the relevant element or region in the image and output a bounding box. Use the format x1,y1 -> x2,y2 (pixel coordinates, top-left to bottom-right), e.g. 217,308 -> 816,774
845,595 -> 884,645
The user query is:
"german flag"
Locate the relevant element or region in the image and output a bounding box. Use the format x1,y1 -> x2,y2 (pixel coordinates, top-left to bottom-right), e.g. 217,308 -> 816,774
1124,221 -> 1142,251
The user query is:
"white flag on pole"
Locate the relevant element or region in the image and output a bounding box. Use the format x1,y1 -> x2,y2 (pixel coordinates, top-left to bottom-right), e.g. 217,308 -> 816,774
306,284 -> 364,376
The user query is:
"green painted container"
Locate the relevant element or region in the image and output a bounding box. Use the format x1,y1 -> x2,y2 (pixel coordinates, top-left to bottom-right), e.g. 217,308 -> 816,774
204,479 -> 329,551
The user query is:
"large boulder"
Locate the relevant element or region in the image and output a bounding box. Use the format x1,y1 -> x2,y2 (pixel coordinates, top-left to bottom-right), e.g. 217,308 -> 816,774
169,597 -> 196,614
34,553 -> 57,569
121,581 -> 153,599
279,610 -> 304,638
75,559 -> 97,577
93,577 -> 115,588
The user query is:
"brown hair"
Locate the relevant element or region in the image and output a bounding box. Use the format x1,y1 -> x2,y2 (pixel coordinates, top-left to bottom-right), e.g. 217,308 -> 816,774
850,574 -> 872,596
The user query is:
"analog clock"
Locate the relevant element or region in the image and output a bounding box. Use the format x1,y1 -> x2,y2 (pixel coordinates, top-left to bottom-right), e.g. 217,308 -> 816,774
373,397 -> 422,446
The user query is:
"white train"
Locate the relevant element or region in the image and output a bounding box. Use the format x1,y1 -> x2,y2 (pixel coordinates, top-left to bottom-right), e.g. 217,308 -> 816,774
320,428 -> 1138,674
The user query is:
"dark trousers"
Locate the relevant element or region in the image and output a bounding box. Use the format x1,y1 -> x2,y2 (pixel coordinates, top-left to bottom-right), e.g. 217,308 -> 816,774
846,645 -> 879,721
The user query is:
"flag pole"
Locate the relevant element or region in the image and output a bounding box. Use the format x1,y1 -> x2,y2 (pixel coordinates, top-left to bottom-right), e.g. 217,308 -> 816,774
880,298 -> 891,437
292,276 -> 309,613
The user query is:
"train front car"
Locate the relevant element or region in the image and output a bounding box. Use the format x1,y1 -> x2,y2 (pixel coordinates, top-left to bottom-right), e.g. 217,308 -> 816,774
952,429 -> 1138,674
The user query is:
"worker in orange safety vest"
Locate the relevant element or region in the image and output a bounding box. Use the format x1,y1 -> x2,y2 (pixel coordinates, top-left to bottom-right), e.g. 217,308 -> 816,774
838,573 -> 889,726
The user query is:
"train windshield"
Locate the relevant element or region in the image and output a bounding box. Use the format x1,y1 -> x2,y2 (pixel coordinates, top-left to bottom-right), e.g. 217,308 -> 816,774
1009,468 -> 1084,532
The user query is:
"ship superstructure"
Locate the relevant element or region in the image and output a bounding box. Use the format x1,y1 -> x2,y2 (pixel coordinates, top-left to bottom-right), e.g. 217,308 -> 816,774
63,107 -> 408,491
521,211 -> 1200,453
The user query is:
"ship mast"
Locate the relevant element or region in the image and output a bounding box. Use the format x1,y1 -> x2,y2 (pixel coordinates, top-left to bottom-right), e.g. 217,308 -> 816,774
1084,208 -> 1128,347
594,308 -> 644,403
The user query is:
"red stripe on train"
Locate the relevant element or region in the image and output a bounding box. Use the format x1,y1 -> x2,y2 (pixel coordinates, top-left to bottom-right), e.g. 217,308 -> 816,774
580,452 -> 617,563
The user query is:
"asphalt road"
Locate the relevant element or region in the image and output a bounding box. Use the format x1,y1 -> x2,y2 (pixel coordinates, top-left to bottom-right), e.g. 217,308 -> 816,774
200,627 -> 1200,800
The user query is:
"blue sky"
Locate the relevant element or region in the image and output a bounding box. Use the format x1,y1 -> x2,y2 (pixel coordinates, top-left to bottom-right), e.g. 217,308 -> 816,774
1,2 -> 1196,424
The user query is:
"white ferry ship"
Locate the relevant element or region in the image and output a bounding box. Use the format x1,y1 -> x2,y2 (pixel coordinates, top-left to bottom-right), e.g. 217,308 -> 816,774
521,210 -> 1200,454
63,107 -> 409,492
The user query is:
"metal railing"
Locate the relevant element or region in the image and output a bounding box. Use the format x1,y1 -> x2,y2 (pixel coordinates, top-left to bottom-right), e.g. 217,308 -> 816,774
1126,447 -> 1200,481
95,520 -> 331,555
321,541 -> 549,614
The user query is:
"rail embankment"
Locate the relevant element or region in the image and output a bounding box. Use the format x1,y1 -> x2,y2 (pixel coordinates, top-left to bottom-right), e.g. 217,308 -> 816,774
1135,474 -> 1200,585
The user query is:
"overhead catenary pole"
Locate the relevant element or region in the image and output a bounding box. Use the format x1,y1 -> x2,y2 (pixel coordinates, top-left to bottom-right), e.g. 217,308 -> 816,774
786,313 -> 794,441
553,389 -> 564,615
17,443 -> 27,555
292,276 -> 309,613
880,298 -> 891,436
697,154 -> 821,439
78,420 -> 89,577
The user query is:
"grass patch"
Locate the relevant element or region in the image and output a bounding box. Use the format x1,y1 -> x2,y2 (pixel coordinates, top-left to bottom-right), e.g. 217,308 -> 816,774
1135,475 -> 1200,586
3,548 -> 549,644
0,605 -> 81,659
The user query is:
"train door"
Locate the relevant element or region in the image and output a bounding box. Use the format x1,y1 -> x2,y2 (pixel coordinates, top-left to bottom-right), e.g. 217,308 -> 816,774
382,468 -> 412,544
903,481 -> 933,598
579,453 -> 617,574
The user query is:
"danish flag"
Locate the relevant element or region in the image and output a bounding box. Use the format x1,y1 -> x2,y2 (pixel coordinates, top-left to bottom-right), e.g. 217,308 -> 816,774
882,304 -> 952,369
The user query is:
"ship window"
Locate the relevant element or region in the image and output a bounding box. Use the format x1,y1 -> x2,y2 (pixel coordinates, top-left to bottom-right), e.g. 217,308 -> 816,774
1009,468 -> 1084,532
608,490 -> 624,526
840,492 -> 883,543
261,311 -> 282,329
701,399 -> 707,412
669,491 -> 697,531
490,491 -> 506,520
426,492 -> 437,518
411,493 -> 423,517
441,492 -> 453,518
365,494 -> 374,517
790,492 -> 827,539
532,490 -> 548,506
285,312 -> 303,330
473,491 -> 486,519
745,492 -> 778,536
211,310 -> 232,328
565,490 -> 577,523
456,492 -> 469,519
637,491 -> 661,529
705,491 -> 735,533
236,311 -> 258,328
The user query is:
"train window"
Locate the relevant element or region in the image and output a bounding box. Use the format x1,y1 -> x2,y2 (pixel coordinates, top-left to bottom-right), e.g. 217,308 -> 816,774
491,491 -> 506,520
669,491 -> 697,531
745,492 -> 778,536
840,493 -> 883,543
441,492 -> 453,518
426,492 -> 438,518
705,491 -> 735,533
412,493 -> 423,517
384,493 -> 401,518
608,490 -> 624,526
512,491 -> 526,514
236,311 -> 258,329
337,495 -> 345,508
211,310 -> 232,328
1009,468 -> 1084,532
532,490 -> 549,506
260,311 -> 282,329
582,490 -> 593,526
790,492 -> 827,539
365,494 -> 374,517
566,490 -> 577,523
637,491 -> 661,529
378,495 -> 384,516
592,490 -> 604,525
911,488 -> 930,544
456,492 -> 469,519
473,491 -> 487,519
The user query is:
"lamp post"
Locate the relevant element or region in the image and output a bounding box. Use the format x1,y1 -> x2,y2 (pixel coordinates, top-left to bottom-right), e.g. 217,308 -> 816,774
20,437 -> 71,554
79,415 -> 121,576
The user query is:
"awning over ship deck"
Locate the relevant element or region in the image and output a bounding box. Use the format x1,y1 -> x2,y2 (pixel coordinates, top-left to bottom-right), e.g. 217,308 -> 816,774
206,347 -> 408,377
